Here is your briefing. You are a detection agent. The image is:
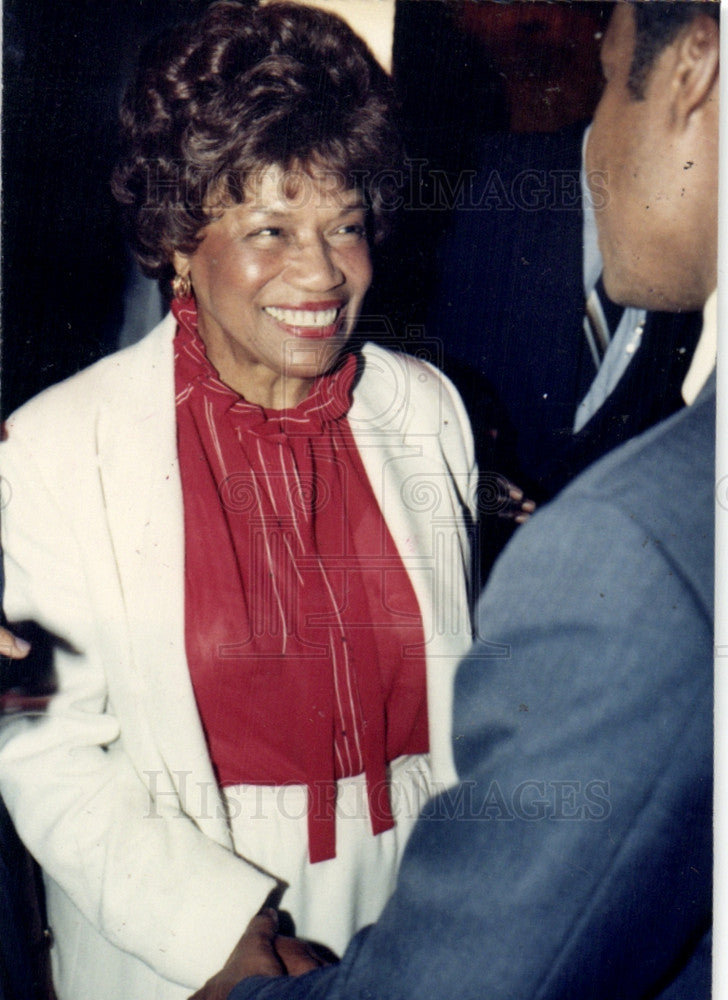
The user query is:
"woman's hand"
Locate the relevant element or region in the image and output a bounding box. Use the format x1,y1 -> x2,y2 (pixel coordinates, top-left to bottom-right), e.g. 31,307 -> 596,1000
490,479 -> 536,524
504,483 -> 537,524
480,473 -> 537,525
0,627 -> 30,659
188,909 -> 335,1000
0,628 -> 49,715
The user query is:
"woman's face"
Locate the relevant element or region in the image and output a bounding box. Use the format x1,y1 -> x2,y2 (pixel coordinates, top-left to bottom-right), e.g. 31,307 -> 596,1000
175,164 -> 373,410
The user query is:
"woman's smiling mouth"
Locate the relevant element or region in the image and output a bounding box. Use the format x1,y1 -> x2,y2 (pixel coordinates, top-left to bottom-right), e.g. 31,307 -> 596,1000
263,302 -> 344,338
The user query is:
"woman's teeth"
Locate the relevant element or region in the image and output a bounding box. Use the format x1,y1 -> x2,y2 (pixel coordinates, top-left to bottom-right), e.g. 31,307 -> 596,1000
264,306 -> 339,327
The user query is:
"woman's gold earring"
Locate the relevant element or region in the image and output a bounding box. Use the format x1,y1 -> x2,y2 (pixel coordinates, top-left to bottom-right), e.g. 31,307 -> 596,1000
172,272 -> 192,299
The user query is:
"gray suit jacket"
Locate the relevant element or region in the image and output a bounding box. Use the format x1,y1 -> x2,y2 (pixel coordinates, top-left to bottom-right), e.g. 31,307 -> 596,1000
232,377 -> 714,1000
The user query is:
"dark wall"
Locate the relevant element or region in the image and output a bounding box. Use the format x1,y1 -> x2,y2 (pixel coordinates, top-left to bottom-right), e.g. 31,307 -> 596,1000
1,0 -> 209,418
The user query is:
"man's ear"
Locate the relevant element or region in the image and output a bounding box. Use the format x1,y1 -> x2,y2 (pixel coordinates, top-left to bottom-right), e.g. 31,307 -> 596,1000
672,13 -> 719,126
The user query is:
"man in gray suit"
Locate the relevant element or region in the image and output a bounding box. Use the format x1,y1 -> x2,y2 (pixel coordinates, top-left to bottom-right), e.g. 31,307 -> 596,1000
192,4 -> 719,997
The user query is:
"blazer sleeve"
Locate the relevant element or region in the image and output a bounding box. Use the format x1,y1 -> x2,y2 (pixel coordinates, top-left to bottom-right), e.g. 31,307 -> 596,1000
0,424 -> 278,990
229,490 -> 712,1000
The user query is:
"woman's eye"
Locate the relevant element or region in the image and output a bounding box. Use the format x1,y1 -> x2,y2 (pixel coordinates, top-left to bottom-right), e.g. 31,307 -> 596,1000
247,227 -> 282,241
330,224 -> 367,245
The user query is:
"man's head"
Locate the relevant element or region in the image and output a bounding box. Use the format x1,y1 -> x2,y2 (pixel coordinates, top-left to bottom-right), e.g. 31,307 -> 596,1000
587,2 -> 719,312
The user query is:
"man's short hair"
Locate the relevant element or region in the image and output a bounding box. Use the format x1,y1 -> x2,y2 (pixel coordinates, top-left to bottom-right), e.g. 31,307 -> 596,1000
629,1 -> 719,98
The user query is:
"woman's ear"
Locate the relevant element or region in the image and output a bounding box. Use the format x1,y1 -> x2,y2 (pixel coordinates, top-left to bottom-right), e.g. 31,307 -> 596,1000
671,13 -> 719,127
171,251 -> 194,299
173,250 -> 191,279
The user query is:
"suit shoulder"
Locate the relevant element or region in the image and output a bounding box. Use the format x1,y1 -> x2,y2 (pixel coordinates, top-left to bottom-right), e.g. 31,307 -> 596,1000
530,389 -> 715,614
570,386 -> 714,511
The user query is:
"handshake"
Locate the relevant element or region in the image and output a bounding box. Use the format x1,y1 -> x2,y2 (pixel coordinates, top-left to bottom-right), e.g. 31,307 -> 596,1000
189,909 -> 337,1000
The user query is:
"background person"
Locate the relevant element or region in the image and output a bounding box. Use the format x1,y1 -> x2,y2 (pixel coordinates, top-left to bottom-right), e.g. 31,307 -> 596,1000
431,121 -> 703,508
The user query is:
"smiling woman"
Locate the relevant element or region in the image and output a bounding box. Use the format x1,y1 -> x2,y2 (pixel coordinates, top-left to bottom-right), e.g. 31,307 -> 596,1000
0,4 -> 477,1000
172,165 -> 373,409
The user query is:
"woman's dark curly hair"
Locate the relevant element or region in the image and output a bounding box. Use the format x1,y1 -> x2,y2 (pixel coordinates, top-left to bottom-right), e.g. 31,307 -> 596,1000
112,0 -> 403,285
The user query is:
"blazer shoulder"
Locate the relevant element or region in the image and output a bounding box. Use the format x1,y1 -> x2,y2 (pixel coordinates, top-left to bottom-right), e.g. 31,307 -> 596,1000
355,343 -> 473,439
3,315 -> 175,443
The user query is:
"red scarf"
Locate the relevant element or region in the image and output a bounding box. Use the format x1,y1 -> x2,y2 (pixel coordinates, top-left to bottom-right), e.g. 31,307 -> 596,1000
173,297 -> 428,862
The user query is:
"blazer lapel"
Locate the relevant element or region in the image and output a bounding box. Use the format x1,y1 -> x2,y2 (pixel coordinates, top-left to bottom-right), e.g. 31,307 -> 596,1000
97,317 -> 232,847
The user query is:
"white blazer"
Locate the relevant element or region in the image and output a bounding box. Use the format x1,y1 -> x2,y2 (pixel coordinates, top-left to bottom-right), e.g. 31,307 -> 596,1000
0,314 -> 476,997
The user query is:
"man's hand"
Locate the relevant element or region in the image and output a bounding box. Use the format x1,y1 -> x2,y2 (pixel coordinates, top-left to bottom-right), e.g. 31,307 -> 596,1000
275,934 -> 337,976
188,909 -> 335,1000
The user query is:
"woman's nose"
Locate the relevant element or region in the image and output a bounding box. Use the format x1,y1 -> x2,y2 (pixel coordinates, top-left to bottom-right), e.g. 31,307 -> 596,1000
288,237 -> 344,289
